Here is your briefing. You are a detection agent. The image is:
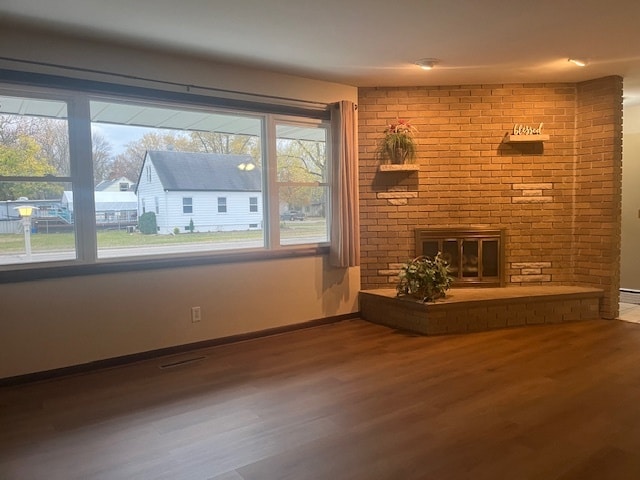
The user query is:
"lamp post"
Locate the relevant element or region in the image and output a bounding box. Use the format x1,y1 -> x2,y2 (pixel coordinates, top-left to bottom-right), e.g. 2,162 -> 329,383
14,205 -> 37,260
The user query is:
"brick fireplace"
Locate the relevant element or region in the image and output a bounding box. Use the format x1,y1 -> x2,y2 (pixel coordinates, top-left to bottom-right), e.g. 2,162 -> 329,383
358,77 -> 622,319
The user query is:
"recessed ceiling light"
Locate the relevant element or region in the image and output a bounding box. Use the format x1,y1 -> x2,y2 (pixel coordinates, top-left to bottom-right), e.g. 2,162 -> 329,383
568,58 -> 587,67
415,58 -> 439,70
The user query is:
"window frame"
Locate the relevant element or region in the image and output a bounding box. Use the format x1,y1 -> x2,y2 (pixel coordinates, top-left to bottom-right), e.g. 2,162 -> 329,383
0,71 -> 333,282
249,196 -> 258,213
182,197 -> 193,215
217,197 -> 227,214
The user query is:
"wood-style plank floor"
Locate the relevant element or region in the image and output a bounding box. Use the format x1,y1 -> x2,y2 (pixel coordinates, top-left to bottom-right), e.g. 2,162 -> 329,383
3,318 -> 640,479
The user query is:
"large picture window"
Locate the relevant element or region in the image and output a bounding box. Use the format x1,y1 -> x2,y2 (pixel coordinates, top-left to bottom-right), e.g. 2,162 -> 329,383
0,79 -> 332,275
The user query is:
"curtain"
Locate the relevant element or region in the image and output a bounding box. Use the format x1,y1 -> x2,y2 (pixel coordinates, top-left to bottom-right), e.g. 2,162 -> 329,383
329,100 -> 360,268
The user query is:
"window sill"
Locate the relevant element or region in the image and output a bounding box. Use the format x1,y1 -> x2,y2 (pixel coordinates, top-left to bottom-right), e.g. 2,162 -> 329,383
0,246 -> 329,284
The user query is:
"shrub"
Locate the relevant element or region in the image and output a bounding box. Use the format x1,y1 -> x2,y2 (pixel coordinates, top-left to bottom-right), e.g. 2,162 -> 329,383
138,212 -> 157,235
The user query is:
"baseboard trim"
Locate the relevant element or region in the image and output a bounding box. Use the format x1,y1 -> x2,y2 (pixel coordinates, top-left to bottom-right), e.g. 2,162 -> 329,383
0,312 -> 360,387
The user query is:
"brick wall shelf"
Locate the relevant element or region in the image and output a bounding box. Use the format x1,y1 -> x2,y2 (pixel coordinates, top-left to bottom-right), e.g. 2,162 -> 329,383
378,164 -> 420,172
506,134 -> 550,143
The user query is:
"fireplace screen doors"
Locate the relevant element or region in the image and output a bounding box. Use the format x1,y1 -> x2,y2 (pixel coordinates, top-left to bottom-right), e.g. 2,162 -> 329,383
415,228 -> 504,287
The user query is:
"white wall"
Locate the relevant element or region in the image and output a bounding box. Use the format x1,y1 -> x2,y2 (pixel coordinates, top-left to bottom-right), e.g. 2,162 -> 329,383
621,104 -> 640,289
0,26 -> 359,379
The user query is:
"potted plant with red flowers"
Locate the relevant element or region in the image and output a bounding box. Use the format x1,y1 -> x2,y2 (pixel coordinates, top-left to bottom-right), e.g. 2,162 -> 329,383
377,119 -> 418,164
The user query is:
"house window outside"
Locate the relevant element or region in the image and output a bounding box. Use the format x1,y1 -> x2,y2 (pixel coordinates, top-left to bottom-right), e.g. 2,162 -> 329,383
218,197 -> 227,213
0,78 -> 332,275
183,197 -> 193,214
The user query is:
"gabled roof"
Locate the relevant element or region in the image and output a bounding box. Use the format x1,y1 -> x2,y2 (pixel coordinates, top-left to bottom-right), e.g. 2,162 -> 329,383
144,150 -> 261,192
95,177 -> 134,191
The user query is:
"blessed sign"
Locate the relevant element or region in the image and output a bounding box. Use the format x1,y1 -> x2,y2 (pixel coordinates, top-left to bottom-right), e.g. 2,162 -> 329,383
513,123 -> 544,135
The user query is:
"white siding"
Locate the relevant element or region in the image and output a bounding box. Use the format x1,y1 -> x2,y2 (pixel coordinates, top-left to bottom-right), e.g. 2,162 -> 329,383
164,191 -> 262,234
136,159 -> 167,232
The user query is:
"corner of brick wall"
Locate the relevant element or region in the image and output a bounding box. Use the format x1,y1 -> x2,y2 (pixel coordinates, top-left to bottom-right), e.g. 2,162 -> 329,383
358,79 -> 623,319
575,76 -> 623,318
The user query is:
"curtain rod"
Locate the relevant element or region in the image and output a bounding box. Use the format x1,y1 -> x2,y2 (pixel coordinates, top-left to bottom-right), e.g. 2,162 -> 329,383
0,56 -> 331,111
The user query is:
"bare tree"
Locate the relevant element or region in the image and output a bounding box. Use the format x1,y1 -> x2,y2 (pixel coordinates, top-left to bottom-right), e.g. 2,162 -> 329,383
91,132 -> 113,185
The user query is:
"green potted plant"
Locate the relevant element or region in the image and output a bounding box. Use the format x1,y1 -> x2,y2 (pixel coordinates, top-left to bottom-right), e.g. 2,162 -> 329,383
377,119 -> 418,164
396,253 -> 453,302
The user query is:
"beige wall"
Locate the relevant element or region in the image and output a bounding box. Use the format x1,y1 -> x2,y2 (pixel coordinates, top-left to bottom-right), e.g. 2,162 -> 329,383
621,104 -> 640,289
0,26 -> 360,379
0,257 -> 359,378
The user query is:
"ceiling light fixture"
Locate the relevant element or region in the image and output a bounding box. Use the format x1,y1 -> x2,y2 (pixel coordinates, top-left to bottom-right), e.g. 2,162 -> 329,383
415,58 -> 439,70
568,58 -> 587,67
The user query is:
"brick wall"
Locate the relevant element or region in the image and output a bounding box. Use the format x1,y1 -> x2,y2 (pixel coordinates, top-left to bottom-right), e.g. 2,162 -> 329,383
358,77 -> 623,318
574,77 -> 623,318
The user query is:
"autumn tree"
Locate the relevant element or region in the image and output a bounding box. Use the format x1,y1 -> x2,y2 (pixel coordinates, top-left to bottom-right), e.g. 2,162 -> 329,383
0,137 -> 62,200
109,131 -> 193,181
276,138 -> 326,210
190,131 -> 260,161
110,130 -> 262,182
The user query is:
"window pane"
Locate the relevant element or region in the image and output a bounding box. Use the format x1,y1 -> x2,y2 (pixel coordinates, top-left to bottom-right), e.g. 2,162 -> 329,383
0,95 -> 76,267
276,121 -> 329,247
217,197 -> 227,213
249,197 -> 258,213
0,95 -> 70,176
90,99 -> 264,258
183,197 -> 193,214
276,124 -> 327,183
279,186 -> 328,245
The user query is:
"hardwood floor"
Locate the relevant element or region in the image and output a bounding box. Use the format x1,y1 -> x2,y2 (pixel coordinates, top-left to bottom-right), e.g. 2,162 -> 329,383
3,318 -> 640,479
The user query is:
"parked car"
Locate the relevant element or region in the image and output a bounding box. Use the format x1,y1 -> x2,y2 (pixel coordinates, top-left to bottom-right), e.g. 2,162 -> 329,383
280,210 -> 305,221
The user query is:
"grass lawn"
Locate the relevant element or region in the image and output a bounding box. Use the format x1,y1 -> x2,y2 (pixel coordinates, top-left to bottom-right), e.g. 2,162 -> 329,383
0,220 -> 326,254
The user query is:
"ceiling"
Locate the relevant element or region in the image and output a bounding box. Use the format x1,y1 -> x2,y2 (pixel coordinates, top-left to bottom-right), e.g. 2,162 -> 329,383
2,0 -> 640,104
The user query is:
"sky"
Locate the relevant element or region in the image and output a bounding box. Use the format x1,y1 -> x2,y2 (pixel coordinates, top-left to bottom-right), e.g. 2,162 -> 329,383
91,123 -> 156,155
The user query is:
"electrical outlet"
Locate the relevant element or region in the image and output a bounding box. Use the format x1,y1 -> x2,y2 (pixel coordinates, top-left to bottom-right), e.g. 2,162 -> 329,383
191,306 -> 201,323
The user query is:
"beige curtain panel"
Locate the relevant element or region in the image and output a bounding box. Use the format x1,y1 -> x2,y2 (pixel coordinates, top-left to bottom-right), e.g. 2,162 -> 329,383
330,100 -> 360,268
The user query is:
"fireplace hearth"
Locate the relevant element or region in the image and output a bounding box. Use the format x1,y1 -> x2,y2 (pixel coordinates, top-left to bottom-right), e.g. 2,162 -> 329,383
415,228 -> 505,287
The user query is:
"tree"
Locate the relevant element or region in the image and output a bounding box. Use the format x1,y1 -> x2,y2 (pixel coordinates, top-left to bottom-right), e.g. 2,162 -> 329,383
91,131 -> 113,185
0,137 -> 63,200
29,118 -> 70,176
109,131 -> 193,182
276,138 -> 326,210
110,152 -> 141,183
190,131 -> 261,161
109,130 -> 262,182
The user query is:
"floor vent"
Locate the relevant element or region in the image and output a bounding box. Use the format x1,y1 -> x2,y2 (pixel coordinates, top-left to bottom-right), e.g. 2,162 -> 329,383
159,355 -> 207,369
620,289 -> 640,305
